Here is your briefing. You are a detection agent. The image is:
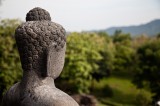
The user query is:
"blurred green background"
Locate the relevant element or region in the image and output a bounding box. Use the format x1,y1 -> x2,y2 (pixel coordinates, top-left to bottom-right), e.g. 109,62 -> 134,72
0,19 -> 160,106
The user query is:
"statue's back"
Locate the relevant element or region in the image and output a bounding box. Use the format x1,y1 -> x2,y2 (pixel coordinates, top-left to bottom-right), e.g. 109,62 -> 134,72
2,7 -> 79,106
2,83 -> 20,106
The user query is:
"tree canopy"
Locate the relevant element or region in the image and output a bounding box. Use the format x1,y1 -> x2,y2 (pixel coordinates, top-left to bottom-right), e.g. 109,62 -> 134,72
0,19 -> 22,96
0,19 -> 160,104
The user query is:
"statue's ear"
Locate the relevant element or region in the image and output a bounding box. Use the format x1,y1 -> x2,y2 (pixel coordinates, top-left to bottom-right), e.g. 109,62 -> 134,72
47,43 -> 66,79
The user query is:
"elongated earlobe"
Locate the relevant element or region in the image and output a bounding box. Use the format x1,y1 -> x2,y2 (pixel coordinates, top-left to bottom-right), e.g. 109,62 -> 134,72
47,43 -> 66,79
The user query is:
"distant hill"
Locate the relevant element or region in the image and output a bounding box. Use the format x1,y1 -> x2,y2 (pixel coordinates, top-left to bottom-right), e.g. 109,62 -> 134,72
102,19 -> 160,36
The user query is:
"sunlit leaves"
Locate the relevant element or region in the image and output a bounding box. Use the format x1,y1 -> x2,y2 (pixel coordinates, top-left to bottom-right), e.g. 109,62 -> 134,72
61,32 -> 111,93
0,19 -> 22,95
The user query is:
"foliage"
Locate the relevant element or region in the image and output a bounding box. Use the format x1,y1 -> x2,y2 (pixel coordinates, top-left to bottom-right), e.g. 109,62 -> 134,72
135,90 -> 152,106
0,18 -> 159,105
0,19 -> 22,96
112,30 -> 135,74
133,39 -> 160,103
94,32 -> 115,81
93,77 -> 152,106
112,30 -> 131,43
61,32 -> 113,93
157,33 -> 160,38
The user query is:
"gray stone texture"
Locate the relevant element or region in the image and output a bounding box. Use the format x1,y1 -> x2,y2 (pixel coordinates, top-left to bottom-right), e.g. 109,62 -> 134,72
2,7 -> 79,106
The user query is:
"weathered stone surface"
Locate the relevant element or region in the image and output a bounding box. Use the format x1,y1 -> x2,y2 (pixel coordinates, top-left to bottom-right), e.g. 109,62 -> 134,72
2,7 -> 79,106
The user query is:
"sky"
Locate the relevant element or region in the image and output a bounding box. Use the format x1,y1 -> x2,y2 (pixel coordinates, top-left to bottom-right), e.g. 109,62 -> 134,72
0,0 -> 160,31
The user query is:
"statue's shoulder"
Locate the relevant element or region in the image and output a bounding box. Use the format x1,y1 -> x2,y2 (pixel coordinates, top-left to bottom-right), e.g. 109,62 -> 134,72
2,82 -> 20,106
50,88 -> 79,106
21,85 -> 79,106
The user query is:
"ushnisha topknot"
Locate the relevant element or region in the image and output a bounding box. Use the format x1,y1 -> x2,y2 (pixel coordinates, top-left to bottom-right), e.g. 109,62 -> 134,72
26,7 -> 51,21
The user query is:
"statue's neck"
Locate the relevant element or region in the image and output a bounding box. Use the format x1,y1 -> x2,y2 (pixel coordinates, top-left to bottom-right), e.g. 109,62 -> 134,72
20,71 -> 55,90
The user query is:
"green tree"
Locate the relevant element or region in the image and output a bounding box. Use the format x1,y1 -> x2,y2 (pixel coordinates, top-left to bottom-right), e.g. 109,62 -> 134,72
157,33 -> 160,38
58,32 -> 113,93
94,32 -> 115,80
112,30 -> 131,44
133,38 -> 160,103
0,19 -> 22,97
112,31 -> 135,75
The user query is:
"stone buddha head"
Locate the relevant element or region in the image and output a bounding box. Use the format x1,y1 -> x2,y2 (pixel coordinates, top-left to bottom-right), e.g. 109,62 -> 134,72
15,7 -> 66,79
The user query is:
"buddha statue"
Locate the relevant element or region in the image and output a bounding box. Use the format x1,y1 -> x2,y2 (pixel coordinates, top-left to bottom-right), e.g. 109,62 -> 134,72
2,7 -> 79,106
